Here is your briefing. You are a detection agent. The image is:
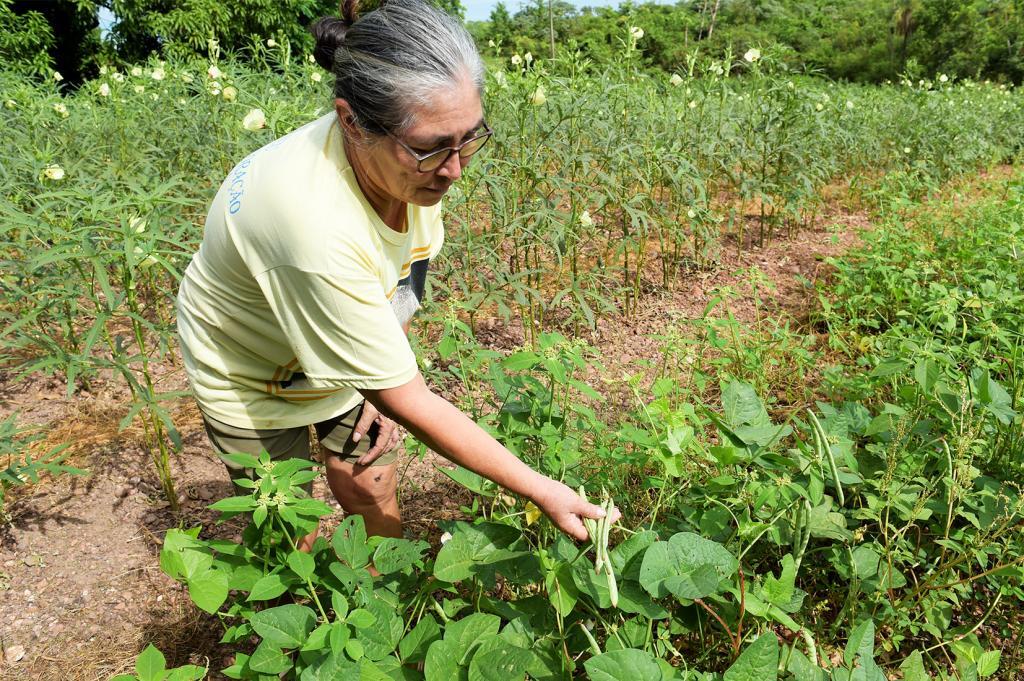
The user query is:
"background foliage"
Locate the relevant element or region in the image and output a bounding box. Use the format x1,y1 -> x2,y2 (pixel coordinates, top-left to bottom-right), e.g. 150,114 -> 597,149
2,0 -> 1021,85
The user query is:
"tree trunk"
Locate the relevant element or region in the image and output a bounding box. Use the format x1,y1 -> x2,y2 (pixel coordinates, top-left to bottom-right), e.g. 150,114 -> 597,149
707,0 -> 722,40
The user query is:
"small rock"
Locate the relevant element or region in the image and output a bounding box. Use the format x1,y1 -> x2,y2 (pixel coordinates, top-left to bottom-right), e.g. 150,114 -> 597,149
118,486 -> 131,498
143,513 -> 158,524
5,645 -> 25,664
199,488 -> 214,501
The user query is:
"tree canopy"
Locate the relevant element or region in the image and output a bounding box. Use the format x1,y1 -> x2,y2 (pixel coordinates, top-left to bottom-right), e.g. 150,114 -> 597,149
4,0 -> 1021,84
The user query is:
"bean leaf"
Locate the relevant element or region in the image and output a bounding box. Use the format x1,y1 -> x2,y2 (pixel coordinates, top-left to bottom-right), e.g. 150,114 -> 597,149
639,532 -> 737,600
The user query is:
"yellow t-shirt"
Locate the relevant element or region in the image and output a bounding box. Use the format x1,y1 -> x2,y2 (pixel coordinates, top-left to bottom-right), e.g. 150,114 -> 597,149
177,112 -> 443,429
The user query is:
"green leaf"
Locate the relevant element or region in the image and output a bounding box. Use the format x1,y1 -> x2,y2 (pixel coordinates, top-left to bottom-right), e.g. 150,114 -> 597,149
545,561 -> 579,616
177,548 -> 213,581
399,615 -> 441,663
345,637 -> 365,661
786,647 -> 824,681
357,659 -> 393,681
724,633 -> 779,681
444,613 -> 501,663
722,380 -> 771,428
372,537 -> 427,575
361,597 -> 404,661
806,502 -> 853,541
164,665 -> 207,681
584,648 -> 664,681
187,568 -> 229,614
329,622 -> 350,655
639,532 -> 738,601
302,622 -> 332,652
136,643 -> 167,681
977,650 -> 1000,678
468,643 -> 534,681
573,559 -> 614,608
347,608 -> 377,628
299,651 -> 360,681
248,640 -> 292,674
914,359 -> 939,393
424,639 -> 461,681
502,351 -> 541,370
616,580 -> 670,619
609,530 -> 657,573
331,592 -> 349,620
221,652 -> 249,679
899,651 -> 931,681
208,495 -> 256,513
433,522 -> 521,583
250,604 -> 317,649
870,358 -> 908,377
844,619 -> 875,667
333,515 -> 371,568
438,464 -> 496,497
851,545 -> 880,580
219,452 -> 263,469
247,573 -> 290,601
287,550 -> 315,581
762,554 -> 796,607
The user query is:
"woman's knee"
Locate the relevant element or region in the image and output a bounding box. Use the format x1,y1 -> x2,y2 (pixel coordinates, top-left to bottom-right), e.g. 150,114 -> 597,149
325,457 -> 397,508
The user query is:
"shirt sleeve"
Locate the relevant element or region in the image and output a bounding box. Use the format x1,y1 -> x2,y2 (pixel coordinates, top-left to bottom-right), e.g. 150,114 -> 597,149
429,205 -> 445,259
255,264 -> 418,390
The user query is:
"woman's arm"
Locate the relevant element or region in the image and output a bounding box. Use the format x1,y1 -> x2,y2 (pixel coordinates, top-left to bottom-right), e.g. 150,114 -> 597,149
359,373 -> 614,540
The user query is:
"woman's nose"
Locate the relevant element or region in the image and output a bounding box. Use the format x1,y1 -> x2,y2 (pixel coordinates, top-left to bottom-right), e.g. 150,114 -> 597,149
435,150 -> 464,181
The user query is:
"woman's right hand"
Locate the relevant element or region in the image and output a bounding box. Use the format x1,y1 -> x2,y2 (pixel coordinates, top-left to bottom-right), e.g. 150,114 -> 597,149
530,478 -> 621,541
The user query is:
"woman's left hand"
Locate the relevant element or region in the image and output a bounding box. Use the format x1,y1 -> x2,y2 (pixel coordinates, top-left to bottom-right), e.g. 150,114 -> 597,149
353,401 -> 402,466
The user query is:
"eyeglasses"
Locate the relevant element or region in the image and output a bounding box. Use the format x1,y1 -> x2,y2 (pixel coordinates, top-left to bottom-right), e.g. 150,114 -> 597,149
385,121 -> 493,172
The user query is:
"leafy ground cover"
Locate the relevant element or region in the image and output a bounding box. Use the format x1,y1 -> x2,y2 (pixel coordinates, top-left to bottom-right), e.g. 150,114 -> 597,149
1,49 -> 1023,679
149,171 -> 1024,679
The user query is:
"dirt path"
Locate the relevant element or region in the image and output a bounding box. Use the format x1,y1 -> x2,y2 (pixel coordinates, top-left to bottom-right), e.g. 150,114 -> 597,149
0,170 -> 993,679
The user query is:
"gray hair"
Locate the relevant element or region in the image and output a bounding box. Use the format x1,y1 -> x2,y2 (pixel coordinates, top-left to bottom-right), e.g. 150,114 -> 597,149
311,0 -> 484,135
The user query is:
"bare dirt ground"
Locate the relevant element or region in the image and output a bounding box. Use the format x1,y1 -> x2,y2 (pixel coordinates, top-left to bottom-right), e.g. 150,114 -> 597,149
0,170 -> 1010,679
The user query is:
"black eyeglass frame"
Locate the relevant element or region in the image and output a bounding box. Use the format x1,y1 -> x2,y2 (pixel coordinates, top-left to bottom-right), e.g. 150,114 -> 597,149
384,121 -> 493,172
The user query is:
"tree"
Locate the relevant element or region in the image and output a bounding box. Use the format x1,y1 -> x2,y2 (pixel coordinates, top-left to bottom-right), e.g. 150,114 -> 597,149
488,1 -> 514,49
6,0 -> 99,83
0,0 -> 55,76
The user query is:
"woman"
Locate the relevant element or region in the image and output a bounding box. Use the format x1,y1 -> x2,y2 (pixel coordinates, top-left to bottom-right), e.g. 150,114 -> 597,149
176,0 -> 614,544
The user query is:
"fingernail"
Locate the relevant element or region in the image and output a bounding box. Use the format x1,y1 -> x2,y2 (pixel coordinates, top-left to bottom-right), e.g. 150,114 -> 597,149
352,433 -> 361,442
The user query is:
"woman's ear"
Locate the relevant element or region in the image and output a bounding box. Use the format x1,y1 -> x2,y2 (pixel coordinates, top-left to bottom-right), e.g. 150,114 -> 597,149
334,98 -> 360,136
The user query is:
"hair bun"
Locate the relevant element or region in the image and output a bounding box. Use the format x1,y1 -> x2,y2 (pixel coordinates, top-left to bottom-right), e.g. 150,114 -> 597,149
311,16 -> 350,71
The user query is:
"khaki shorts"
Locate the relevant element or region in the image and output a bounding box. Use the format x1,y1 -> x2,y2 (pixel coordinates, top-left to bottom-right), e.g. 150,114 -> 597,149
201,401 -> 398,490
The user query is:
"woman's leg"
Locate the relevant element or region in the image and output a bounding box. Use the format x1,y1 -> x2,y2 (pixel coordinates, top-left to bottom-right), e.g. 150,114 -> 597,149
323,456 -> 402,538
316,402 -> 403,538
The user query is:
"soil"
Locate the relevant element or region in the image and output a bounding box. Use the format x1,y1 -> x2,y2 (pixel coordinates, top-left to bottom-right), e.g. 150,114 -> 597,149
0,171 -> 1008,680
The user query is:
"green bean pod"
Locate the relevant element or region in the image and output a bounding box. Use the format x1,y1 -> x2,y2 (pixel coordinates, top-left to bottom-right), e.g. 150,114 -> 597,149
603,496 -> 618,606
809,410 -> 845,507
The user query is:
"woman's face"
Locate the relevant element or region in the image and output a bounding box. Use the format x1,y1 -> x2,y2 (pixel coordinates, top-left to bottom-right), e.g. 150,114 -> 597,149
340,77 -> 484,208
